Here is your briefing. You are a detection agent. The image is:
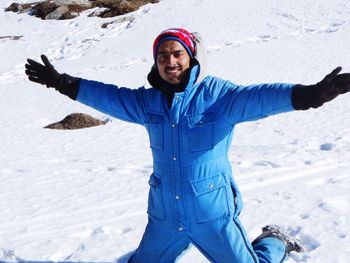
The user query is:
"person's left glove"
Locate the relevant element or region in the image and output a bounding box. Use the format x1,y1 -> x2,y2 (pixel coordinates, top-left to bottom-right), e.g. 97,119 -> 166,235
25,54 -> 80,100
292,67 -> 350,110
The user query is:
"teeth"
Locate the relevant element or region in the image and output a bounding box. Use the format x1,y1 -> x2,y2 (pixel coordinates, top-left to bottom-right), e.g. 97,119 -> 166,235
166,68 -> 178,73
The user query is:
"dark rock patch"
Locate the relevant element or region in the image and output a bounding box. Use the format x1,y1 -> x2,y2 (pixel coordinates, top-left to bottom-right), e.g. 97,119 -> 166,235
31,1 -> 57,18
5,0 -> 159,20
44,113 -> 107,130
91,0 -> 159,18
5,2 -> 33,12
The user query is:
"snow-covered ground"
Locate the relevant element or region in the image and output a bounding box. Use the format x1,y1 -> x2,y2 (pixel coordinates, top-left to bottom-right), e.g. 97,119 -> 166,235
1,0 -> 350,262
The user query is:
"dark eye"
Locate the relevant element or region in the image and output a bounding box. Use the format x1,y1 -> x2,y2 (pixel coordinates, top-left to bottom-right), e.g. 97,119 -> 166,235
174,51 -> 184,58
157,53 -> 169,62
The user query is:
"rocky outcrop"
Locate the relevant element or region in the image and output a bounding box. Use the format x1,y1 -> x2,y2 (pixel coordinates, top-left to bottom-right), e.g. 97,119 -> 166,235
92,0 -> 158,18
44,113 -> 107,130
54,0 -> 92,7
5,0 -> 159,20
5,2 -> 33,12
31,1 -> 58,18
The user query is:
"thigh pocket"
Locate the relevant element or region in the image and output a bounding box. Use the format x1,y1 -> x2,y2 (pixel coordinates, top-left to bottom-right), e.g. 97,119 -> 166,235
190,175 -> 229,223
147,173 -> 165,220
145,113 -> 164,150
187,112 -> 216,152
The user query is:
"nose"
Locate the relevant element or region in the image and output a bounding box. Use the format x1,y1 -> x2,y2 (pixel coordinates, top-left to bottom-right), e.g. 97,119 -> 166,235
167,54 -> 177,65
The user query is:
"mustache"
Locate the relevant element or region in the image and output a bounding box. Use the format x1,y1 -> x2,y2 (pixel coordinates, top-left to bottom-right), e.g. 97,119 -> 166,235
165,66 -> 181,70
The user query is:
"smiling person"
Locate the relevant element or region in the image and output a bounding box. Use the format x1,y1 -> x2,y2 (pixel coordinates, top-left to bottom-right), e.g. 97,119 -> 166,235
25,28 -> 350,263
156,40 -> 190,84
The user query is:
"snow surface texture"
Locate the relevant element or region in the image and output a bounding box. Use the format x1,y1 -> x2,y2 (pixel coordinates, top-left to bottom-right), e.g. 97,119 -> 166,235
1,0 -> 350,262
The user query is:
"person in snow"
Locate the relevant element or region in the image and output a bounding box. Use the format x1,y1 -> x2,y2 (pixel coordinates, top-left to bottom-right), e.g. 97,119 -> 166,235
25,28 -> 350,263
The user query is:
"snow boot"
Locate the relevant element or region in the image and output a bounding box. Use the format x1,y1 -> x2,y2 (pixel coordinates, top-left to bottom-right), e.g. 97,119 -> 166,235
252,225 -> 306,254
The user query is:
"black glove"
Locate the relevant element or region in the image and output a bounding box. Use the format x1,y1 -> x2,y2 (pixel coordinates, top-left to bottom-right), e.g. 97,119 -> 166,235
292,67 -> 350,110
25,54 -> 80,100
25,55 -> 61,88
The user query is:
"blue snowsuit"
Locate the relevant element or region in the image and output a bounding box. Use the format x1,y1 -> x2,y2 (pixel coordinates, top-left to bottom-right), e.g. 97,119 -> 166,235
76,63 -> 294,262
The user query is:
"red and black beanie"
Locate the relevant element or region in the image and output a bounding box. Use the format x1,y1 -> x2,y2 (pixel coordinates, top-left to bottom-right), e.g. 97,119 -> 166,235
153,28 -> 196,60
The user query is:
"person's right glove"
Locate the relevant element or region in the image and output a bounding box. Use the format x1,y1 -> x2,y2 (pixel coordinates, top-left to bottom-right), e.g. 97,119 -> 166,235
25,54 -> 61,88
292,67 -> 350,110
25,54 -> 80,100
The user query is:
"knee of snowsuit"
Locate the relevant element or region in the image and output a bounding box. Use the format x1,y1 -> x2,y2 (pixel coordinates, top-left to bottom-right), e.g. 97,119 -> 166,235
76,64 -> 295,262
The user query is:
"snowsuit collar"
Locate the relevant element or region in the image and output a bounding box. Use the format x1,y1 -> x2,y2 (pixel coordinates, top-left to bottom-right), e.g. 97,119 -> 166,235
147,63 -> 199,107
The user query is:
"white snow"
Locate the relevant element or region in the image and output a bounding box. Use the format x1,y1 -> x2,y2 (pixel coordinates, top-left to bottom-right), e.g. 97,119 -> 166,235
1,0 -> 350,262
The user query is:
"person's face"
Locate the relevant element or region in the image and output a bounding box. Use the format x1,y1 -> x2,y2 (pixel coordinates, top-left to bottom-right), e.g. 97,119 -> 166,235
156,40 -> 191,84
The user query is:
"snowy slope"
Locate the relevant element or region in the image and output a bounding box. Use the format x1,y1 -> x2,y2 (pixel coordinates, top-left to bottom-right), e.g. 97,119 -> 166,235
1,0 -> 350,262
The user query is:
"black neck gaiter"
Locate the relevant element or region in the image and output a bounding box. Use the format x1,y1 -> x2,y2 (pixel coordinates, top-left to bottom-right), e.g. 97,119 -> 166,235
147,67 -> 192,108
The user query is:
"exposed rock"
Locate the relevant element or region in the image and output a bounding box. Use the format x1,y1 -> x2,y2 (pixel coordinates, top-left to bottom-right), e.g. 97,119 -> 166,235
5,0 -> 159,20
5,2 -> 21,12
44,5 -> 85,19
45,5 -> 69,19
53,0 -> 92,7
5,2 -> 32,12
44,113 -> 107,130
31,1 -> 57,19
64,4 -> 89,13
61,10 -> 80,19
91,0 -> 159,18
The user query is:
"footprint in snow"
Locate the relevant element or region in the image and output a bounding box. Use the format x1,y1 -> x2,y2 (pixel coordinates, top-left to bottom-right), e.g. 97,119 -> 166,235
324,21 -> 345,33
50,240 -> 86,261
123,227 -> 132,234
71,226 -> 112,238
275,11 -> 299,21
299,232 -> 321,252
299,213 -> 309,220
107,166 -> 117,172
257,34 -> 277,42
0,248 -> 24,262
207,45 -> 223,53
337,233 -> 347,239
319,142 -> 333,151
254,160 -> 280,168
92,226 -> 112,236
304,160 -> 312,165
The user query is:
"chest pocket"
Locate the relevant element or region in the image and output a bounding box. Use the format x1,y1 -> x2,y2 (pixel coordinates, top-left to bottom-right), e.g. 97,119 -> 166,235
187,112 -> 216,152
144,113 -> 164,150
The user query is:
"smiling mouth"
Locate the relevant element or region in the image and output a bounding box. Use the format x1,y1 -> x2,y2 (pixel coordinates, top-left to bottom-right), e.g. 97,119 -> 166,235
165,67 -> 181,74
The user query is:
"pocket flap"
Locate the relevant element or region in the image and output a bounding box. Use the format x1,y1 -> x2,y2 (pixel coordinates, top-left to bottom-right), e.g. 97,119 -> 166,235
188,112 -> 216,128
191,175 -> 226,196
148,173 -> 161,187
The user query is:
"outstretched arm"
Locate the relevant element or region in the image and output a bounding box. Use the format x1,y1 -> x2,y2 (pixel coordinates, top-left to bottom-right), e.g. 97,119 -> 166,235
292,67 -> 350,110
25,55 -> 147,124
220,67 -> 350,125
